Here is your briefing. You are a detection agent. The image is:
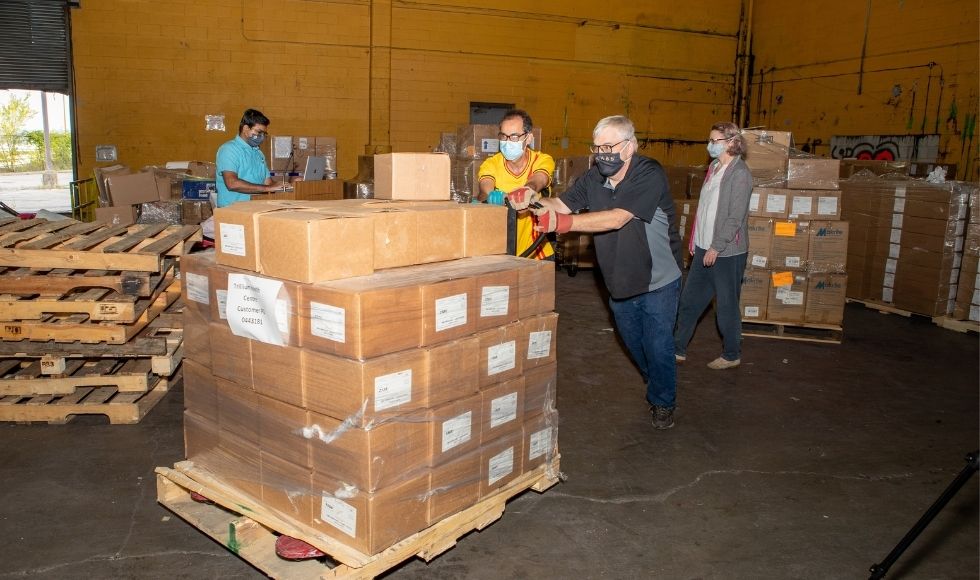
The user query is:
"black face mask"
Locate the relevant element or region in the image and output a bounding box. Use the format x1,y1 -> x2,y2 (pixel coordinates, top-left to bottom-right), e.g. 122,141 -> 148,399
594,152 -> 625,177
246,133 -> 266,148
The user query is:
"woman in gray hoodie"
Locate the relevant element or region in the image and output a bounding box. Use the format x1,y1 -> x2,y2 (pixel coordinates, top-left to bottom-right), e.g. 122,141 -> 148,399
674,122 -> 753,369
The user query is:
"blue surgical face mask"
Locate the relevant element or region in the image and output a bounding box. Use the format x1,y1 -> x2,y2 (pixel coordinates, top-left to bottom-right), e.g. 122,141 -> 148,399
707,141 -> 726,159
500,140 -> 525,162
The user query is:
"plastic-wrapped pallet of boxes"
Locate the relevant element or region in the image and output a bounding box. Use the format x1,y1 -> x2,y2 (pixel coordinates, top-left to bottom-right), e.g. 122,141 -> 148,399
451,124 -> 543,203
179,197 -> 559,557
952,188 -> 980,322
740,129 -> 848,327
840,176 -> 976,317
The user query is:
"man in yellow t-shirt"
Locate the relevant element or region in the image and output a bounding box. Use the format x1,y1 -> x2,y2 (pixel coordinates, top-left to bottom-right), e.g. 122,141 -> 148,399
478,109 -> 555,260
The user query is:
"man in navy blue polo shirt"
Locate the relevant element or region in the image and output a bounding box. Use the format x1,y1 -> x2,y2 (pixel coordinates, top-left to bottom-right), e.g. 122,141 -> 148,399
511,115 -> 683,429
215,109 -> 291,207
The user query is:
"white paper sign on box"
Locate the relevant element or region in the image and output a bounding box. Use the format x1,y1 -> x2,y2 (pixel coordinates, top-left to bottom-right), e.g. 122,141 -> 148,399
226,273 -> 287,346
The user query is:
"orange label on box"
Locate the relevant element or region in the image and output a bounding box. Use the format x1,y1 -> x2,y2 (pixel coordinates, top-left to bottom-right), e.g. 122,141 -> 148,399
771,271 -> 794,287
774,222 -> 796,237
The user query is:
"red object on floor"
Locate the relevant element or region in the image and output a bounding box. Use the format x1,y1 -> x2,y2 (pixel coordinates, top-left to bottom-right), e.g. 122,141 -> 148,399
275,535 -> 326,560
190,491 -> 212,504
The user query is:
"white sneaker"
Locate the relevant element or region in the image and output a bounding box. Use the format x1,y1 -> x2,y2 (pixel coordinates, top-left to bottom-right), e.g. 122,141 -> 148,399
675,354 -> 686,364
707,357 -> 740,370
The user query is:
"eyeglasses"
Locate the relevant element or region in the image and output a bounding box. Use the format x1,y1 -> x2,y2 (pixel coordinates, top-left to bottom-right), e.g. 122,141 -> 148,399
252,130 -> 268,137
590,139 -> 629,154
709,136 -> 734,144
497,132 -> 528,142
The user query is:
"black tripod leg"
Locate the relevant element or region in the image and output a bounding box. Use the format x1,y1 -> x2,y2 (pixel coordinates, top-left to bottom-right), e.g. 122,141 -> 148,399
869,450 -> 979,580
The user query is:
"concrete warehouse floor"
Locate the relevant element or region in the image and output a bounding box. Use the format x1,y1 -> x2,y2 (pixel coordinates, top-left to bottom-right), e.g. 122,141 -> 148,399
0,271 -> 977,579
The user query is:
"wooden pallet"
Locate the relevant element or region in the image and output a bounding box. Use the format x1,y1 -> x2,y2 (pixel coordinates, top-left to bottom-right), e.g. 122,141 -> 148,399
0,259 -> 177,323
156,457 -> 561,579
0,375 -> 172,424
0,218 -> 200,273
742,319 -> 843,344
932,316 -> 980,335
0,353 -> 181,396
0,302 -> 182,358
0,278 -> 180,344
0,257 -> 176,298
845,298 -> 916,317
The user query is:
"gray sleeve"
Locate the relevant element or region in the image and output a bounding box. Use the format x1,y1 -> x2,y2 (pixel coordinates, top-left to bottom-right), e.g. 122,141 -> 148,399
710,165 -> 753,253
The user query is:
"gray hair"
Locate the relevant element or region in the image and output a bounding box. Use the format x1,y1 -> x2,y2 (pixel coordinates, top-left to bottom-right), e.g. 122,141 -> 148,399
593,115 -> 636,143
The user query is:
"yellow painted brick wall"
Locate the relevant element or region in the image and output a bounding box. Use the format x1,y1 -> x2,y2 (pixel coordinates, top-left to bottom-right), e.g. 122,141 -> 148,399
71,0 -> 741,179
749,0 -> 980,181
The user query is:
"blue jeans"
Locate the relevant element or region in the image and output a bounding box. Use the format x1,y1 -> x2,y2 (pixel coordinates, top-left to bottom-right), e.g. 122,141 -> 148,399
608,277 -> 681,409
674,248 -> 748,361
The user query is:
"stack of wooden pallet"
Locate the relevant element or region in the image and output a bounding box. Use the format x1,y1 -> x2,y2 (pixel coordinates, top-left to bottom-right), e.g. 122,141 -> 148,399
0,217 -> 200,424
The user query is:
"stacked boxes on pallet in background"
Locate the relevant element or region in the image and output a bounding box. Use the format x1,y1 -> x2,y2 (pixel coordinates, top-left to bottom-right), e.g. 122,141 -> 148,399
553,156 -> 596,271
181,186 -> 559,556
449,124 -> 544,203
840,177 -> 976,317
740,129 -> 848,327
953,188 -> 980,322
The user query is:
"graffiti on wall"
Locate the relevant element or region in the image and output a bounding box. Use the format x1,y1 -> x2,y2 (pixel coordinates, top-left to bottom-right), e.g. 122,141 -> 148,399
829,134 -> 939,162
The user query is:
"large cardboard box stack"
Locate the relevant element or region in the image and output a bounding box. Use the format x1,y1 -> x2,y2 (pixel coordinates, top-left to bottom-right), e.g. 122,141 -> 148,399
450,124 -> 544,203
267,135 -> 338,179
182,197 -> 559,556
952,188 -> 980,322
840,177 -> 974,317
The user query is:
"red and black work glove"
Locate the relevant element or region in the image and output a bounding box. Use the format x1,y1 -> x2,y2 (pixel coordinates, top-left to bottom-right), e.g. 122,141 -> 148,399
505,186 -> 539,211
534,208 -> 572,234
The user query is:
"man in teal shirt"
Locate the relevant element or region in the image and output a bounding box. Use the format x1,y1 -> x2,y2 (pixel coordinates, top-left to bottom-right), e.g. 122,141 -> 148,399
215,109 -> 290,207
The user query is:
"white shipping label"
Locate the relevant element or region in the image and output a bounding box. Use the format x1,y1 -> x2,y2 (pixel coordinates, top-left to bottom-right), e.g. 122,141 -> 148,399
374,369 -> 412,411
890,228 -> 903,244
275,299 -> 289,335
751,255 -> 768,268
749,192 -> 760,212
955,238 -> 964,252
885,258 -> 898,274
817,196 -> 839,216
441,411 -> 472,452
971,305 -> 979,322
744,306 -> 760,318
226,274 -> 286,346
883,287 -> 894,302
683,203 -> 692,215
481,138 -> 500,153
274,136 -> 292,158
219,223 -> 247,256
785,256 -> 801,268
883,273 -> 896,288
435,293 -> 468,332
889,243 -> 901,259
487,340 -> 516,376
781,291 -> 804,305
310,302 -> 346,343
527,331 -> 552,360
973,288 -> 980,305
893,197 -> 906,213
185,272 -> 209,305
529,427 -> 553,460
791,196 -> 813,216
217,289 -> 228,320
766,194 -> 787,213
320,496 -> 357,538
490,392 -> 518,428
775,287 -> 789,300
680,215 -> 688,229
480,286 -> 510,318
895,185 -> 907,198
892,213 -> 904,229
298,137 -> 309,150
487,446 -> 515,485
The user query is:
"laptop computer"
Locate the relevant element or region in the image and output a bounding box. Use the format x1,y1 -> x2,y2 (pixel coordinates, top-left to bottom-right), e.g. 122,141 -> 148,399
303,155 -> 327,181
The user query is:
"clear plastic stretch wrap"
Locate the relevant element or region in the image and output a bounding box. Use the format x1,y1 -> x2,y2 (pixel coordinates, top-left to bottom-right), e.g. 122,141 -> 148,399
138,201 -> 182,225
180,253 -> 560,556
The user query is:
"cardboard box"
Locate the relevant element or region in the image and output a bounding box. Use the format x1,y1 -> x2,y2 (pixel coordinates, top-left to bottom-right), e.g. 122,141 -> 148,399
420,274 -> 478,346
268,135 -> 295,171
427,393 -> 482,467
181,200 -> 213,225
260,452 -> 313,525
746,217 -> 774,269
749,187 -> 790,219
183,360 -> 218,423
209,322 -> 253,387
814,190 -> 842,219
215,200 -> 319,272
521,312 -> 558,369
405,202 -> 465,264
524,361 -> 557,417
477,321 -> 524,387
456,125 -> 542,160
257,210 -> 374,283
252,343 -> 304,409
523,411 -> 559,471
302,348 -> 428,424
805,273 -> 847,325
554,156 -> 593,191
309,411 -> 430,493
182,178 -> 217,201
839,159 -> 909,179
374,153 -> 451,201
311,470 -> 430,555
426,337 -> 480,408
767,271 -> 808,322
208,264 -> 302,348
808,221 -> 849,273
770,220 -> 810,270
471,262 -> 520,332
258,395 -> 312,468
184,411 -> 219,461
213,437 -> 263,500
480,377 -> 525,442
329,204 -> 419,270
107,171 -> 160,206
300,274 -> 423,360
479,430 -> 524,497
787,158 -> 840,190
517,259 -> 556,320
740,268 -> 770,320
428,450 -> 481,524
165,160 -> 216,179
742,130 -> 791,179
461,203 -> 508,258
183,306 -> 211,367
216,376 -> 259,446
180,252 -> 214,322
94,205 -> 136,226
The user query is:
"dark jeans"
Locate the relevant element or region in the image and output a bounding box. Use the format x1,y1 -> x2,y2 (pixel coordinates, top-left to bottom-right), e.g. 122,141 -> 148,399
608,277 -> 681,409
674,248 -> 748,361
